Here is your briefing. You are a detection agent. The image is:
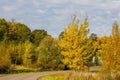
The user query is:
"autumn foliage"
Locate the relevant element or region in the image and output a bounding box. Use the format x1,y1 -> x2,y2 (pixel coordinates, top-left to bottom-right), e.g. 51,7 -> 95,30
0,16 -> 120,73
102,22 -> 120,72
59,16 -> 94,70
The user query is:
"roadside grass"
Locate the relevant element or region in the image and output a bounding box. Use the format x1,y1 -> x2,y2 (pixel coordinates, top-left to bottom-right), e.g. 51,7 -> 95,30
39,71 -> 120,80
7,65 -> 42,74
39,72 -> 96,80
39,74 -> 65,80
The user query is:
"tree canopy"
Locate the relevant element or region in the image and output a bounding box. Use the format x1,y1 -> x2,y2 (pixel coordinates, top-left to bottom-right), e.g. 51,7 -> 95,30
59,16 -> 94,70
0,17 -> 120,73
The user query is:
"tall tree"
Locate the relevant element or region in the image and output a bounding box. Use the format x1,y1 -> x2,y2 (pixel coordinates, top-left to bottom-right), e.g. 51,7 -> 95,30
0,19 -> 9,41
22,41 -> 34,67
59,16 -> 92,70
103,22 -> 120,72
0,19 -> 31,42
0,42 -> 11,72
31,29 -> 48,46
15,23 -> 31,42
36,35 -> 64,70
85,33 -> 98,66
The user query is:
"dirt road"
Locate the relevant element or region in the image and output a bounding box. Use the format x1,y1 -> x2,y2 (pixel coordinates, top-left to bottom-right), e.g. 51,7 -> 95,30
0,71 -> 70,80
0,66 -> 100,80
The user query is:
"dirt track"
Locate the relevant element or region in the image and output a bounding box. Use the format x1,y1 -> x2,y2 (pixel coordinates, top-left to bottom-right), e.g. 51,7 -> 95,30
0,66 -> 100,80
0,71 -> 70,80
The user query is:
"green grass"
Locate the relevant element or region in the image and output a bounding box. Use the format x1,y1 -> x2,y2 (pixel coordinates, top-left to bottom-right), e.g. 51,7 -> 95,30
7,65 -> 42,74
39,74 -> 65,80
9,68 -> 41,74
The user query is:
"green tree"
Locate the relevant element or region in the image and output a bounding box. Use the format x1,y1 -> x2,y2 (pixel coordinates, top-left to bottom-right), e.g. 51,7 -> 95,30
10,43 -> 23,65
87,33 -> 100,66
15,23 -> 31,42
31,29 -> 48,46
59,31 -> 64,39
36,35 -> 64,70
89,33 -> 97,40
0,19 -> 9,41
0,19 -> 31,43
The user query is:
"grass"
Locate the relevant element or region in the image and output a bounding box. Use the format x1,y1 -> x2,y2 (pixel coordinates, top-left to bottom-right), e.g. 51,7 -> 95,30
39,72 -> 96,80
7,65 -> 42,74
39,71 -> 120,80
39,74 -> 65,80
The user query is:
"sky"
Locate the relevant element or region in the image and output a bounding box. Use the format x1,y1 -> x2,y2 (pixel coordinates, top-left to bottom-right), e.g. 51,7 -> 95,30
0,0 -> 120,37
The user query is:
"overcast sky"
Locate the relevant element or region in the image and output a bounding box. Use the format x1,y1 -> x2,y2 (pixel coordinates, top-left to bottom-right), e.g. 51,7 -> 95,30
0,0 -> 120,37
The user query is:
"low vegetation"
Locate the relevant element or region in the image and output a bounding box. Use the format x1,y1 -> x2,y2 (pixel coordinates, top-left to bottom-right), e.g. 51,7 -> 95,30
39,71 -> 120,80
39,74 -> 65,80
0,65 -> 42,74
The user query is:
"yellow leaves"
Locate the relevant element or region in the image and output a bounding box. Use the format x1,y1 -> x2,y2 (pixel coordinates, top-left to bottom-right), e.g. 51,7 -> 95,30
62,58 -> 71,65
59,16 -> 90,70
101,22 -> 120,72
93,36 -> 110,58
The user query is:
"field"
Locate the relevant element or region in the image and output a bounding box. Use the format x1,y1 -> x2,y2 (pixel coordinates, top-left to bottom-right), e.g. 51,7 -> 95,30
39,71 -> 120,80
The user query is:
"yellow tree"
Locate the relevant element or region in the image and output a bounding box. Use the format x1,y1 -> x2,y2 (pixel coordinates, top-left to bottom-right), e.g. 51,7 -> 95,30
22,41 -> 34,67
93,36 -> 110,64
59,16 -> 93,70
0,42 -> 11,72
103,21 -> 120,72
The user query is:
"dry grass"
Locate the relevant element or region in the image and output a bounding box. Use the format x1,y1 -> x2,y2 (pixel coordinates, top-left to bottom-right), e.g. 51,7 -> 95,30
39,71 -> 120,80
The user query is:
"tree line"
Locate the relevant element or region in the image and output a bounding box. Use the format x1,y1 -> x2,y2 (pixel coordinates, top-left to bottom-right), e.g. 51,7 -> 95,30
0,16 -> 120,73
59,16 -> 120,73
0,18 -> 65,72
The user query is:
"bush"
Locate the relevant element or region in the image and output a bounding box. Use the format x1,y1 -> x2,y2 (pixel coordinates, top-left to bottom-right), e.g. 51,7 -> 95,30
0,62 -> 11,73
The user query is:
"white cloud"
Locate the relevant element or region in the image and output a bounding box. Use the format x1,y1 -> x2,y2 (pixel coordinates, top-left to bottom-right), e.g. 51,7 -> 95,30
36,9 -> 46,14
100,1 -> 120,10
2,5 -> 16,12
118,13 -> 120,17
17,0 -> 24,3
92,18 -> 97,22
53,8 -> 74,15
70,0 -> 95,5
112,17 -> 118,21
112,0 -> 120,3
43,0 -> 69,4
106,10 -> 111,14
32,0 -> 40,6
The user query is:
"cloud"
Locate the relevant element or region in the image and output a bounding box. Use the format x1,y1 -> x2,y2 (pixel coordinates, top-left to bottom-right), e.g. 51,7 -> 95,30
16,0 -> 24,3
32,0 -> 40,6
41,0 -> 69,4
118,13 -> 120,17
0,0 -> 120,37
36,9 -> 46,14
106,10 -> 111,15
100,1 -> 120,10
2,5 -> 16,12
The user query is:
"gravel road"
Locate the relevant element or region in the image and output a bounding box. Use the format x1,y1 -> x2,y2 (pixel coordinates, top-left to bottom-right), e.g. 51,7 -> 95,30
0,71 -> 70,80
